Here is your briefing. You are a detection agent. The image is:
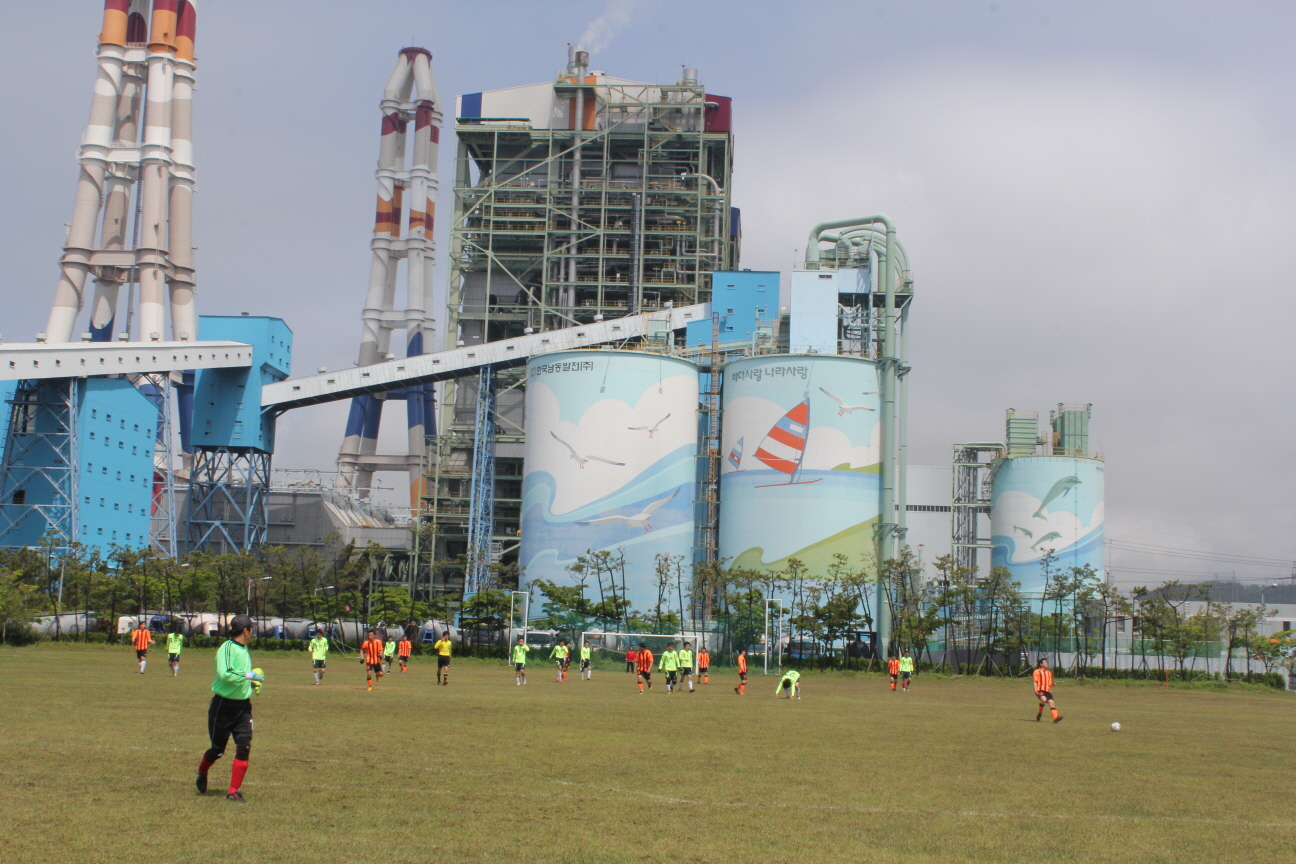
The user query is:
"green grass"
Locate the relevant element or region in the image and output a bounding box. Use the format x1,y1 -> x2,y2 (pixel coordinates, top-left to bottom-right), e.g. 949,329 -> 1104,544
1,643 -> 1294,864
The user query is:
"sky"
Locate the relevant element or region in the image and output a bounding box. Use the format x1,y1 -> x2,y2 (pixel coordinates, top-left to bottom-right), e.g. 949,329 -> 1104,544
2,0 -> 1294,588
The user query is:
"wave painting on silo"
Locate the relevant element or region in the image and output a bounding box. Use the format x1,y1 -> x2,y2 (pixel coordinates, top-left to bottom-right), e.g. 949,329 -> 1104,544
520,350 -> 698,611
990,456 -> 1104,595
719,355 -> 881,574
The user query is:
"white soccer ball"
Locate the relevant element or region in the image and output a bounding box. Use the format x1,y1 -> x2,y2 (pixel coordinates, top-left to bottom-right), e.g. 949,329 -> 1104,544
1110,722 -> 1121,732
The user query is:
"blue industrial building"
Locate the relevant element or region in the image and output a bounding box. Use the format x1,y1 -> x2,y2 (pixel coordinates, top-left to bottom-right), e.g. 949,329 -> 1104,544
686,270 -> 779,348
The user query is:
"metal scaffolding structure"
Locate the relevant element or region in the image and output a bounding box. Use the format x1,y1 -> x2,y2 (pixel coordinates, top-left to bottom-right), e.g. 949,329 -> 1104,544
0,380 -> 80,551
950,443 -> 1004,576
423,50 -> 737,597
186,447 -> 271,553
464,365 -> 497,593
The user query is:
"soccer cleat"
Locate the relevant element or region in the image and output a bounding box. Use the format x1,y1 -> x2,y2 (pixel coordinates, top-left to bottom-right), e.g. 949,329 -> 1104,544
226,792 -> 246,803
1054,716 -> 1064,723
1036,714 -> 1042,721
195,773 -> 208,794
734,686 -> 740,695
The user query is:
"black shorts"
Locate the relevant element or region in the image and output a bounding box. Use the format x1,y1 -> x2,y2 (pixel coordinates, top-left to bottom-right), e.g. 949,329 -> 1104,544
580,659 -> 590,670
383,655 -> 395,664
136,649 -> 148,658
368,663 -> 384,673
639,669 -> 652,680
515,663 -> 526,672
1038,690 -> 1053,701
399,655 -> 409,663
901,671 -> 911,680
679,666 -> 692,676
738,671 -> 748,682
698,667 -> 708,675
205,695 -> 252,758
168,653 -> 180,662
665,670 -> 678,684
437,655 -> 451,668
313,659 -> 326,669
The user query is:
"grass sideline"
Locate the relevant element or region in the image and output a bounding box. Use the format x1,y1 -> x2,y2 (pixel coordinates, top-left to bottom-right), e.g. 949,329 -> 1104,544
1,643 -> 1294,864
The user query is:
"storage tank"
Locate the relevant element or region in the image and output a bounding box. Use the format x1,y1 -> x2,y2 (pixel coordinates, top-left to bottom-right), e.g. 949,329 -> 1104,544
520,350 -> 699,611
718,354 -> 881,574
990,455 -> 1104,595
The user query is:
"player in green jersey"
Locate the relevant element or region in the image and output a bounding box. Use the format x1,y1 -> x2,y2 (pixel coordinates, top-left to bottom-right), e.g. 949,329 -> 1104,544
658,641 -> 680,693
677,641 -> 696,693
166,627 -> 185,676
195,614 -> 264,803
776,668 -> 801,700
512,636 -> 530,685
899,649 -> 915,692
549,639 -> 570,683
308,629 -> 329,685
382,636 -> 397,675
579,640 -> 593,680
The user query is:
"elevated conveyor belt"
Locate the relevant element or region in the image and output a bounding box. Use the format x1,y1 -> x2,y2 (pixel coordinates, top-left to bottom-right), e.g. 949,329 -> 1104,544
261,304 -> 710,412
0,341 -> 253,381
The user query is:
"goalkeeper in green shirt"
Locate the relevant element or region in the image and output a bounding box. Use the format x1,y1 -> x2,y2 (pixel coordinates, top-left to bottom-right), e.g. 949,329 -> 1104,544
776,668 -> 801,700
658,641 -> 680,693
166,627 -> 185,677
195,614 -> 264,803
308,630 -> 329,685
511,636 -> 530,685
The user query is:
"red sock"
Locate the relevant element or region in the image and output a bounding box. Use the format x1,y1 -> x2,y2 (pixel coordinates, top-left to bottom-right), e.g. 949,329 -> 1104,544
228,759 -> 248,794
198,756 -> 215,775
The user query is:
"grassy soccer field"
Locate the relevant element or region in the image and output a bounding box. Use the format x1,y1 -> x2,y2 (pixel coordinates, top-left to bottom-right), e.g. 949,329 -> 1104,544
0,644 -> 1293,864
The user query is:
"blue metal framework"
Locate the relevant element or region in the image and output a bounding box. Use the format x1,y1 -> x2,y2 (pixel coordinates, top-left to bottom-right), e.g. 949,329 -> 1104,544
185,447 -> 271,553
464,367 -> 497,594
0,379 -> 79,551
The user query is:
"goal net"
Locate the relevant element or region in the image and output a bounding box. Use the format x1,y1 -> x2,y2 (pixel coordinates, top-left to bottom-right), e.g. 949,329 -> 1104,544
579,631 -> 707,673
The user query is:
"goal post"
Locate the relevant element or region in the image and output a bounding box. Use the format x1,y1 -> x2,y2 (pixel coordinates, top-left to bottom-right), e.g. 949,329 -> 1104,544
579,631 -> 704,674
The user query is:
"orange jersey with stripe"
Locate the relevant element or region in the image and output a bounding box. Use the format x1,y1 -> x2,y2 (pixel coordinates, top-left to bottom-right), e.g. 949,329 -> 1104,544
737,654 -> 747,674
397,640 -> 411,658
698,650 -> 710,668
887,658 -> 900,675
361,639 -> 384,664
1033,667 -> 1054,694
636,650 -> 654,673
132,628 -> 153,650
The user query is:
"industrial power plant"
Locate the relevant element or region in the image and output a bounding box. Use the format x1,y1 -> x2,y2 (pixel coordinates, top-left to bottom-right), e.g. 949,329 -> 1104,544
0,0 -> 1109,650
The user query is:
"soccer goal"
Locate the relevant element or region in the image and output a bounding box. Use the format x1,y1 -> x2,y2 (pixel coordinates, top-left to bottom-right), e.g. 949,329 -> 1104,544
580,631 -> 705,674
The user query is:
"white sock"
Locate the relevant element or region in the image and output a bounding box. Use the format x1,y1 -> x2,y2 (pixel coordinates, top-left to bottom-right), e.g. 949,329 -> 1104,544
140,660 -> 146,672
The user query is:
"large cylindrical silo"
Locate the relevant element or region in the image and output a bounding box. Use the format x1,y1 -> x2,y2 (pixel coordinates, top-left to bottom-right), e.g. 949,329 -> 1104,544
520,350 -> 699,613
990,455 -> 1105,595
718,354 -> 881,575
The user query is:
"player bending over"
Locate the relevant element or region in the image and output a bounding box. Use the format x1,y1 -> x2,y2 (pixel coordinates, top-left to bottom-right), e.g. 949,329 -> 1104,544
677,641 -> 696,693
382,635 -> 397,675
361,629 -> 385,691
899,649 -> 914,692
776,668 -> 801,700
132,621 -> 154,674
734,648 -> 747,695
308,628 -> 329,685
698,645 -> 710,684
636,642 -> 654,693
1033,657 -> 1062,723
659,641 -> 680,693
512,636 -> 530,685
550,639 -> 570,683
397,635 -> 412,673
195,614 -> 264,803
166,626 -> 185,676
580,640 -> 593,680
433,632 -> 453,685
887,654 -> 899,691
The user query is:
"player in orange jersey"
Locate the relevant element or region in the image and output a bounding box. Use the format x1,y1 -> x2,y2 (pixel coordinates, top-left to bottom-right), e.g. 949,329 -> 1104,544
887,654 -> 900,690
734,648 -> 748,695
635,642 -> 654,693
131,621 -> 154,674
697,645 -> 710,684
360,630 -> 385,690
1033,657 -> 1062,723
397,635 -> 412,673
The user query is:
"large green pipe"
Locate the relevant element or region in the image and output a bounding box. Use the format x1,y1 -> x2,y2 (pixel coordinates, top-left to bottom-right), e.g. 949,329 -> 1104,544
805,216 -> 902,649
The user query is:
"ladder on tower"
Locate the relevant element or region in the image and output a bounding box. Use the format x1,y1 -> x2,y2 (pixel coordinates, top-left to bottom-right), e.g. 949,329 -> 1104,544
465,366 -> 497,595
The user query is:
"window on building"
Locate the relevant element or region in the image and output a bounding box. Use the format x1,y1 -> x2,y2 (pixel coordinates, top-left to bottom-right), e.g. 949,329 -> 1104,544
11,490 -> 25,505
